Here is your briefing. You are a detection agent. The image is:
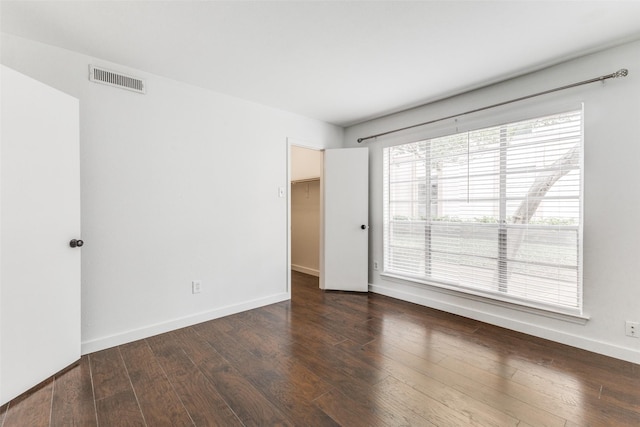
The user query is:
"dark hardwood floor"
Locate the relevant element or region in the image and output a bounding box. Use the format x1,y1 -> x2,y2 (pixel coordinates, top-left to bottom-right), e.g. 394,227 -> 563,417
2,271 -> 639,426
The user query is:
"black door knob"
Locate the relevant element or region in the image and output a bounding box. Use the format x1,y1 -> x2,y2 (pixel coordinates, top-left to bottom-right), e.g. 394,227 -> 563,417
69,239 -> 84,248
361,225 -> 367,230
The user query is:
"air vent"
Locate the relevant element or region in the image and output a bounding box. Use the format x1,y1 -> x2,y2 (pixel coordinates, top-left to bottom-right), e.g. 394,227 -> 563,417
89,65 -> 145,94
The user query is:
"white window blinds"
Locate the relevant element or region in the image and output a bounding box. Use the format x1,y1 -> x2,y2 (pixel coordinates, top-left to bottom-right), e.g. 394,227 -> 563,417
383,109 -> 583,313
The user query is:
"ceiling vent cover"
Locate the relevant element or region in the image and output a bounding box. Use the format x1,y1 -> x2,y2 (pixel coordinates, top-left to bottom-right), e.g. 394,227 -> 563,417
89,65 -> 145,94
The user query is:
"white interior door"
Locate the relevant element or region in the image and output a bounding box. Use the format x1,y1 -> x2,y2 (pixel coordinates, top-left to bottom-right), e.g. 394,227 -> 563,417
1,65 -> 81,405
322,147 -> 369,291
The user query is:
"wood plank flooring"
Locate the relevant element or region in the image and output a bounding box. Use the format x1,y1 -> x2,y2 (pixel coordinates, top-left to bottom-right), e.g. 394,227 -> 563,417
2,271 -> 639,426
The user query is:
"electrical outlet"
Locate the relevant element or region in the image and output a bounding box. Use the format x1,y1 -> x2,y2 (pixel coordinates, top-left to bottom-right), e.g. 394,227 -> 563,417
625,321 -> 639,338
373,261 -> 379,271
192,280 -> 202,294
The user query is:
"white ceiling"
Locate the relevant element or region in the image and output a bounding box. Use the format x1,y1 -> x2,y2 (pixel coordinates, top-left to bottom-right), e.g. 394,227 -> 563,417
2,1 -> 640,127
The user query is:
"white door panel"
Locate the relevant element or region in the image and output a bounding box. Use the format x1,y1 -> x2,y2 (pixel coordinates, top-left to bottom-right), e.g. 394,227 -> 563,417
322,147 -> 368,292
1,65 -> 81,405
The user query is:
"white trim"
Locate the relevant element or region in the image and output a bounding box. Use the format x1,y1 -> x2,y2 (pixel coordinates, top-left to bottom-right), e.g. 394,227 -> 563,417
81,292 -> 289,354
380,272 -> 589,323
291,264 -> 320,277
369,283 -> 640,364
286,139 -> 292,294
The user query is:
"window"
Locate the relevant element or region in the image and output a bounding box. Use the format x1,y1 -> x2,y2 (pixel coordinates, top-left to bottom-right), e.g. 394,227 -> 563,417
383,110 -> 583,314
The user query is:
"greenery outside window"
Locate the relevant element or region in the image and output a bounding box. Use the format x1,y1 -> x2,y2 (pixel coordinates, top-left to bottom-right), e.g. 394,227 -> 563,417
383,109 -> 583,314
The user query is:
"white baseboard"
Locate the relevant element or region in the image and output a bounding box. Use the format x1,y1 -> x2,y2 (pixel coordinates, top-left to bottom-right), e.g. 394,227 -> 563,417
291,264 -> 319,277
81,292 -> 290,354
369,283 -> 640,364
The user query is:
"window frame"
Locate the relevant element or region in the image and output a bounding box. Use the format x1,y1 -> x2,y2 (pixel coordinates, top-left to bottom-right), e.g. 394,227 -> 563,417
381,107 -> 585,318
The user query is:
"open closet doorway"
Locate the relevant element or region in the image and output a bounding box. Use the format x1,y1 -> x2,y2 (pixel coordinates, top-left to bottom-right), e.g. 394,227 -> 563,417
289,145 -> 323,287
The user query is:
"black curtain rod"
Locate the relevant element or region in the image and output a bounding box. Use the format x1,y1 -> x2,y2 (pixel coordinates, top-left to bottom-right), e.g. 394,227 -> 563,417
357,68 -> 629,144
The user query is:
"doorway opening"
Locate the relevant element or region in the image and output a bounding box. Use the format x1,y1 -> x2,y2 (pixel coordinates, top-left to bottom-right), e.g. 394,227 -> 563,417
289,144 -> 323,290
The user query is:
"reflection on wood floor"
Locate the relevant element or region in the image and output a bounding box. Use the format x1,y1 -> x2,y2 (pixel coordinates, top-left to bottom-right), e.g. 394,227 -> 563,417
2,271 -> 639,426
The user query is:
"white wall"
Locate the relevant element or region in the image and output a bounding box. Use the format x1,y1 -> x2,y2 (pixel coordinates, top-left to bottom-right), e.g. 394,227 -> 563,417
1,33 -> 343,353
344,40 -> 640,364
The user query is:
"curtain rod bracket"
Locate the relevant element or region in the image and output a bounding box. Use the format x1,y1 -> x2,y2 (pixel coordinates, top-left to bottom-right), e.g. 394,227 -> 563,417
357,68 -> 629,144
